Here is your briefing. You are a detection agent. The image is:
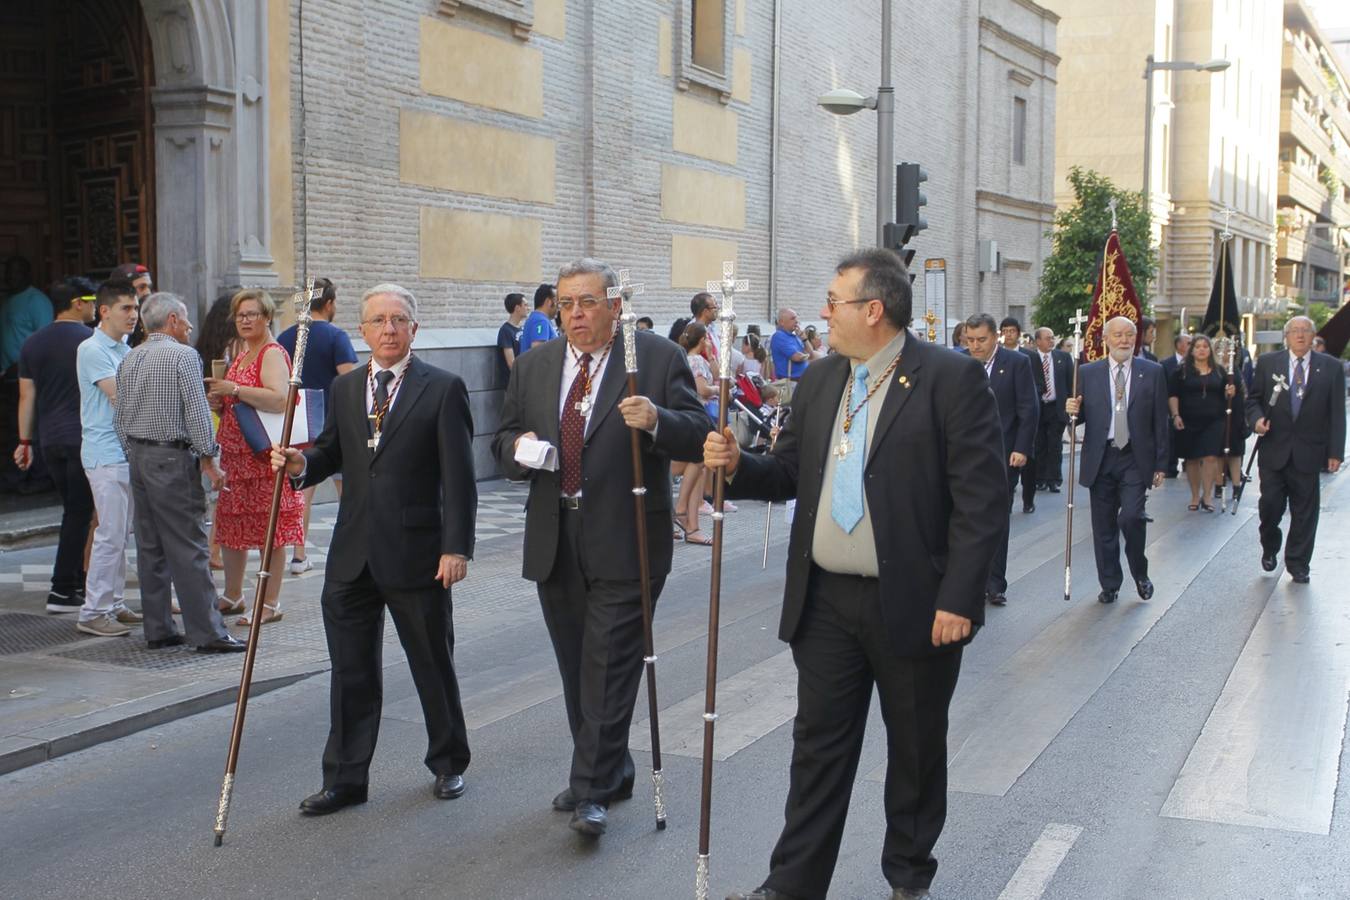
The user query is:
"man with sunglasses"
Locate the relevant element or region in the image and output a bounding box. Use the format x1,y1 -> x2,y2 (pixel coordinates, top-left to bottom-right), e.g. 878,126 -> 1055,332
14,279 -> 97,616
493,258 -> 707,839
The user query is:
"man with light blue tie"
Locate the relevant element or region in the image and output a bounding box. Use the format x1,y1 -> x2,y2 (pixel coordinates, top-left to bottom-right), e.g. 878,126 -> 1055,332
703,248 -> 1007,900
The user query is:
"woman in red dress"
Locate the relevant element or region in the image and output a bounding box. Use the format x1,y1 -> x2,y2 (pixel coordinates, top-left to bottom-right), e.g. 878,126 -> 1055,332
206,289 -> 304,625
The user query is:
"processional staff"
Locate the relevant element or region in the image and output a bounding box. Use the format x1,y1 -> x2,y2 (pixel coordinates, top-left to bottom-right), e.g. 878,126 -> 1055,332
761,407 -> 785,570
1062,306 -> 1088,602
1215,207 -> 1238,513
608,268 -> 668,832
696,261 -> 747,900
213,278 -> 319,846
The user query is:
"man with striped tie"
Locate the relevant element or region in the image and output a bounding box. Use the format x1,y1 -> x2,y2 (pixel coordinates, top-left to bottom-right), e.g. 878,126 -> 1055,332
1025,326 -> 1073,493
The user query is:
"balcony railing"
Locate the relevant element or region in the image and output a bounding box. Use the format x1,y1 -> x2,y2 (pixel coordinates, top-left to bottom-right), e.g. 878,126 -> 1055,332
1279,161 -> 1331,214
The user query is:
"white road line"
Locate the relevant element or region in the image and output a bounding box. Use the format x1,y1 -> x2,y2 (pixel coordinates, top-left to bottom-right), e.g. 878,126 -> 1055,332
631,649 -> 798,761
996,822 -> 1083,900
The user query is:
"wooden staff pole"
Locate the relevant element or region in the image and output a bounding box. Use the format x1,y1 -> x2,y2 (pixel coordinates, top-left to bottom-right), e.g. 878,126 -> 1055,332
212,279 -> 316,846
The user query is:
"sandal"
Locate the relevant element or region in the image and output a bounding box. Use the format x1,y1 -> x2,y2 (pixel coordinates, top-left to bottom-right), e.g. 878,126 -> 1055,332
684,531 -> 714,546
672,515 -> 690,537
1199,502 -> 1214,513
217,596 -> 246,615
1187,504 -> 1199,511
236,603 -> 283,626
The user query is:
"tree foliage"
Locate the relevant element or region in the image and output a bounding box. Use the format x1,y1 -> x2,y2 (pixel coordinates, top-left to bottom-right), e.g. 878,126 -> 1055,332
1034,167 -> 1158,334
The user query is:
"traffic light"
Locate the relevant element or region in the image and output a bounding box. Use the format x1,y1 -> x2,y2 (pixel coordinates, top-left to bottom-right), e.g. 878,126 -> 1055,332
896,162 -> 928,233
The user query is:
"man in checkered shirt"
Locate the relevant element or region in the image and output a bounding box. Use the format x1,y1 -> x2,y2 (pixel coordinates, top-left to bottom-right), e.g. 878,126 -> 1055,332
114,292 -> 243,653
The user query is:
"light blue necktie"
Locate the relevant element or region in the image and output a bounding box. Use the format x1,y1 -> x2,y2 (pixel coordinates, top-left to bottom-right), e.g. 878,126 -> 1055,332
831,364 -> 869,533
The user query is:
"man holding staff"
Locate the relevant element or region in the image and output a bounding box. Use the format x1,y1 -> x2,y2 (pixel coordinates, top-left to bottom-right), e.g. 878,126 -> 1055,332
272,283 -> 477,815
492,258 -> 706,838
705,248 -> 1006,900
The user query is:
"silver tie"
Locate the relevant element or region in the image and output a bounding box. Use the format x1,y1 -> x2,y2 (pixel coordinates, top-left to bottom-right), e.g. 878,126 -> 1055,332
1113,364 -> 1130,447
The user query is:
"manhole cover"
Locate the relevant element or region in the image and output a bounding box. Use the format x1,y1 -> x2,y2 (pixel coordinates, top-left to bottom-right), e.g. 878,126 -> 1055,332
0,613 -> 91,656
49,640 -> 239,673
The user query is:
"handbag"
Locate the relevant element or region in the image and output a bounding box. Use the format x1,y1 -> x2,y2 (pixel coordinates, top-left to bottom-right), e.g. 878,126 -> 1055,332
231,389 -> 326,458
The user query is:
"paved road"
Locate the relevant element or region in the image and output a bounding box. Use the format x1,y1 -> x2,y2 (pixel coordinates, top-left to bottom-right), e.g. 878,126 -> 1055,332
2,474 -> 1349,899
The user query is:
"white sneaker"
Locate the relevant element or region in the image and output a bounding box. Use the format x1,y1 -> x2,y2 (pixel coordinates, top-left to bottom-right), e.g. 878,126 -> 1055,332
77,614 -> 132,637
289,558 -> 313,575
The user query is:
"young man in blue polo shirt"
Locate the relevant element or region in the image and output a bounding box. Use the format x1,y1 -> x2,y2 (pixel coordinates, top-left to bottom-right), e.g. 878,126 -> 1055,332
73,279 -> 143,635
518,283 -> 557,353
277,277 -> 357,574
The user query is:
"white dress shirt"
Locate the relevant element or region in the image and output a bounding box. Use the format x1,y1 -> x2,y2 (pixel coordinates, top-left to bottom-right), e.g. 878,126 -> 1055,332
366,353 -> 414,416
1106,358 -> 1132,442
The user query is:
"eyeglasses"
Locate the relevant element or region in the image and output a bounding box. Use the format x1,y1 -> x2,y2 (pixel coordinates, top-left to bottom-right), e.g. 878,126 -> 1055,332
557,296 -> 612,313
825,296 -> 879,311
235,311 -> 264,323
363,315 -> 413,330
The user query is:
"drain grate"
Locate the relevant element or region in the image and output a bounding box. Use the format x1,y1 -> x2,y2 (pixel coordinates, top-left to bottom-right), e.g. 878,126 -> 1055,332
49,638 -> 330,675
0,612 -> 91,656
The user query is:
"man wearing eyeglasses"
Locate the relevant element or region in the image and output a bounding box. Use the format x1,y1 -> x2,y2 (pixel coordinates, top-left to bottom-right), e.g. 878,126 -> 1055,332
1246,316 -> 1345,584
273,283 -> 477,816
493,258 -> 708,839
704,248 -> 1006,900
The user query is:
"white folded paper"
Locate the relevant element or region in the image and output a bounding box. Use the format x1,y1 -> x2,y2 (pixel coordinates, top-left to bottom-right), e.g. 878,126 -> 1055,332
514,437 -> 559,472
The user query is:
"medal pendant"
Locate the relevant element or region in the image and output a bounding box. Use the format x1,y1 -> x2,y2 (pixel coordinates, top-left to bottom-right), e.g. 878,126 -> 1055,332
1297,387 -> 1305,399
834,438 -> 851,461
1115,402 -> 1124,413
579,397 -> 593,417
368,432 -> 381,451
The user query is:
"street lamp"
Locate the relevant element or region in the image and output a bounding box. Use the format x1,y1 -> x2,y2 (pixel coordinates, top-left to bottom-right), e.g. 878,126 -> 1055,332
817,0 -> 894,247
1142,55 -> 1230,208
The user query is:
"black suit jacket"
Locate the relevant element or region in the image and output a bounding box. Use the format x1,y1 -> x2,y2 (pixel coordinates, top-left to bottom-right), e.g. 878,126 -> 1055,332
1245,350 -> 1347,474
492,329 -> 708,583
300,357 -> 477,590
1022,346 -> 1073,423
726,333 -> 1007,658
986,345 -> 1038,457
1076,357 -> 1169,487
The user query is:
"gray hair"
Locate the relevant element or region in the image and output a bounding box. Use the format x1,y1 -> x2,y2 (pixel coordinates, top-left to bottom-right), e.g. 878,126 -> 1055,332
1284,315 -> 1315,337
361,283 -> 418,322
140,292 -> 188,332
556,258 -> 620,293
1104,315 -> 1137,335
1034,326 -> 1054,341
964,312 -> 998,334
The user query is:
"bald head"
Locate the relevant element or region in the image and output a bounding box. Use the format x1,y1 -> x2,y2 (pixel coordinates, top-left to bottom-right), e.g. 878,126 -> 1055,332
1034,326 -> 1055,352
777,308 -> 800,332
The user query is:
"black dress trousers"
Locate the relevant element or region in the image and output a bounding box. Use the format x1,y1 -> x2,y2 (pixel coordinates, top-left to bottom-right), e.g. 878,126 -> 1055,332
1257,464 -> 1320,576
1088,444 -> 1149,591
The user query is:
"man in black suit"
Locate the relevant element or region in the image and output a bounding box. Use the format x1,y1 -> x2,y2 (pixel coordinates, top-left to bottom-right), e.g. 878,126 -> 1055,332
1159,332 -> 1190,477
707,249 -> 1006,900
272,283 -> 477,815
492,258 -> 707,838
1245,316 -> 1346,583
1065,316 -> 1169,604
1025,326 -> 1073,492
964,313 -> 1037,605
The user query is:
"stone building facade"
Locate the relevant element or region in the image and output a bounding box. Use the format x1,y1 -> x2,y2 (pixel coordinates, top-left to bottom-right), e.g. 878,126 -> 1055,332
2,0 -> 1057,474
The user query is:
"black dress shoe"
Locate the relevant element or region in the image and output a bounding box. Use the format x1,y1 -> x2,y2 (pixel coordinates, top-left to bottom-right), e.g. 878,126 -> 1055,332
569,800 -> 607,836
1291,572 -> 1311,584
553,773 -> 635,811
987,592 -> 1007,607
299,786 -> 368,816
1143,514 -> 1154,523
434,774 -> 465,799
1135,578 -> 1154,600
1261,554 -> 1278,572
147,634 -> 184,649
892,889 -> 931,900
196,635 -> 246,653
1023,503 -> 1036,514
1048,484 -> 1061,493
1098,590 -> 1118,604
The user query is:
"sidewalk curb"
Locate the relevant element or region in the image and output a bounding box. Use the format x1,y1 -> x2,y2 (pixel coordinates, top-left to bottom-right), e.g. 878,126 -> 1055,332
0,667 -> 326,776
0,523 -> 61,551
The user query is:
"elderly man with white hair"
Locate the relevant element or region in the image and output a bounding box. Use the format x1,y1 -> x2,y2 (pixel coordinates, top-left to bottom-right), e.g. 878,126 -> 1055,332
273,282 -> 477,816
1065,316 -> 1170,605
113,292 -> 242,652
1245,315 -> 1345,583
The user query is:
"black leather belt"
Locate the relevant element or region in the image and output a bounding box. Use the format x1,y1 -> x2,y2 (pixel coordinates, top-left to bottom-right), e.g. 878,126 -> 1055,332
560,496 -> 582,510
128,436 -> 191,450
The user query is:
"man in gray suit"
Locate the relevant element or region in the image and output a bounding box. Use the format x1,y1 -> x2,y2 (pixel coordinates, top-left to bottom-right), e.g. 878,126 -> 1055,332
493,258 -> 707,839
1066,316 -> 1169,605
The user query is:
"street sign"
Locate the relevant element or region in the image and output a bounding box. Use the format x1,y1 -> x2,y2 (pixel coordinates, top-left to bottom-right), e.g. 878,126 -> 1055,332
924,258 -> 947,345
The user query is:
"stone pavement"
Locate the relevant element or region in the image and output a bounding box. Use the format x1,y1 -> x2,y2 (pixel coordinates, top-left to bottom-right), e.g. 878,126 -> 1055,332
0,478 -> 533,774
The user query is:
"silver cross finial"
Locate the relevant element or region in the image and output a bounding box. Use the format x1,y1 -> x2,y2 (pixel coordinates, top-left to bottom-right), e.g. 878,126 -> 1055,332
609,268 -> 646,374
1107,197 -> 1119,232
1219,205 -> 1234,243
288,276 -> 318,386
707,261 -> 748,381
1069,307 -> 1088,358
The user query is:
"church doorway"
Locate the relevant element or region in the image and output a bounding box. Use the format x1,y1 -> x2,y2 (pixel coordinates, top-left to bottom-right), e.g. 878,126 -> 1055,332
0,0 -> 156,289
